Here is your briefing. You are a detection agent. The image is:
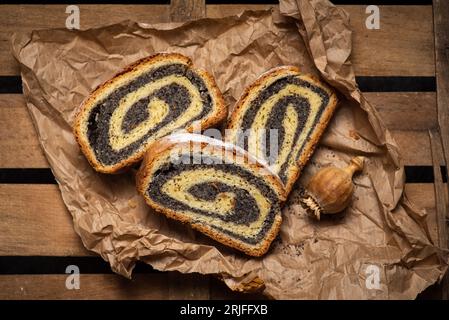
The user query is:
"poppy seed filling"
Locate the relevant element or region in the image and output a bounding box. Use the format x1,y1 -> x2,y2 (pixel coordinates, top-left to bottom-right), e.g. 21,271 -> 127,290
86,64 -> 213,165
238,76 -> 330,183
146,156 -> 281,245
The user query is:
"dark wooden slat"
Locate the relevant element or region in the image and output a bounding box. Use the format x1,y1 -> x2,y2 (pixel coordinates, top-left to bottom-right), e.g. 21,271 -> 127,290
404,166 -> 447,183
1,76 -> 437,95
0,256 -> 156,274
0,166 -> 442,184
357,77 -> 435,92
0,76 -> 22,94
0,168 -> 56,184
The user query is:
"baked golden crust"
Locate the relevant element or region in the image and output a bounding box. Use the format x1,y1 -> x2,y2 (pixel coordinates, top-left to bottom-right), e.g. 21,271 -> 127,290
136,134 -> 286,257
226,66 -> 338,194
73,53 -> 227,174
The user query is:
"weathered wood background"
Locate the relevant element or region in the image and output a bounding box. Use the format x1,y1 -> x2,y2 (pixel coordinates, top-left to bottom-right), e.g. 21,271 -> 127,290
0,0 -> 447,299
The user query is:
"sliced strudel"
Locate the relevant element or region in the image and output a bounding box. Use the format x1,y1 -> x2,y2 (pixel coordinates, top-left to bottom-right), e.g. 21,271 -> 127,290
136,133 -> 286,257
226,66 -> 338,194
74,53 -> 226,173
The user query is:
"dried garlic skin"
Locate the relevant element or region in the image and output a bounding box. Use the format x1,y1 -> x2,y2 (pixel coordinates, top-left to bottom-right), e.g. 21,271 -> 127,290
302,156 -> 364,220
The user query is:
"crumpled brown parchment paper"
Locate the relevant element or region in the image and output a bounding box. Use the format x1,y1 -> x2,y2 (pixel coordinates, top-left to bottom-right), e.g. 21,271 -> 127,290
11,0 -> 448,299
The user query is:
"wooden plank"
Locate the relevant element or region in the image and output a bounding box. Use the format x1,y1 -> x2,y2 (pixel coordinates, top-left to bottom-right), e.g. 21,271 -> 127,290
0,183 -> 437,257
0,274 -> 171,300
0,129 -> 435,169
0,95 -> 48,168
433,0 -> 449,218
392,130 -> 433,166
209,277 -> 266,300
433,0 -> 449,300
343,5 -> 434,77
0,93 -> 437,168
207,4 -> 435,77
0,184 -> 90,256
429,130 -> 448,248
364,92 -> 436,131
404,183 -> 441,246
168,272 -> 210,299
170,0 -> 205,22
0,5 -> 434,76
404,183 -> 437,210
0,273 -> 267,300
0,5 -> 170,76
0,273 -> 221,300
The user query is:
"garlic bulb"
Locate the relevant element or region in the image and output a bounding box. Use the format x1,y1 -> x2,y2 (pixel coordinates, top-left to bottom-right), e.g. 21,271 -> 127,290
301,156 -> 364,220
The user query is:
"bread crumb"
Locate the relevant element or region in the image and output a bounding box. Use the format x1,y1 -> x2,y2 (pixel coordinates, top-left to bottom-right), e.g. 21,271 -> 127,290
128,199 -> 138,208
